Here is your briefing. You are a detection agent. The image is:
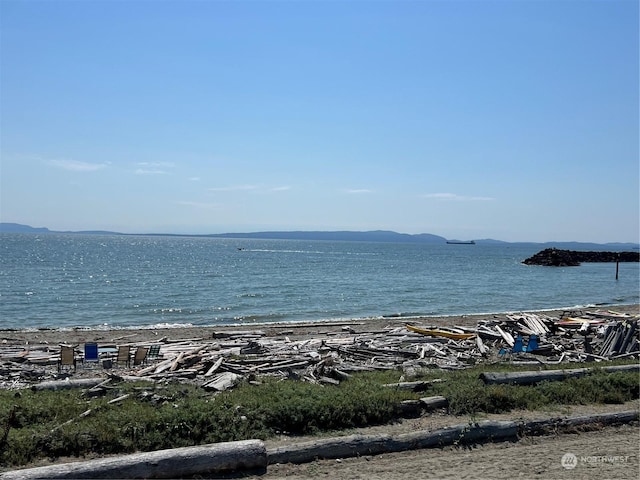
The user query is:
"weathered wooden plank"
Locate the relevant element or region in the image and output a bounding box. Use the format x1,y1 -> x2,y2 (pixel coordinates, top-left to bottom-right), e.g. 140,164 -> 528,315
204,357 -> 224,377
169,352 -> 185,372
255,360 -> 310,373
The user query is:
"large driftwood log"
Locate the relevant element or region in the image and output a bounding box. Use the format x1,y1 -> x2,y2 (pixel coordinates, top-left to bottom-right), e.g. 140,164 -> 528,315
1,439 -> 266,479
31,378 -> 106,391
268,411 -> 637,466
389,420 -> 517,450
268,420 -> 518,465
480,364 -> 640,385
521,410 -> 639,436
268,433 -> 394,464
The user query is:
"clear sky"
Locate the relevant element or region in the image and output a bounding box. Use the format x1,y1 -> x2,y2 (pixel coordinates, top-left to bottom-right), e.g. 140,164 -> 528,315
1,0 -> 638,243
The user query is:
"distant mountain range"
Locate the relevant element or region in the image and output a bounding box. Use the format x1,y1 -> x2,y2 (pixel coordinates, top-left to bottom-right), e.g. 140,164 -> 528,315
1,223 -> 638,249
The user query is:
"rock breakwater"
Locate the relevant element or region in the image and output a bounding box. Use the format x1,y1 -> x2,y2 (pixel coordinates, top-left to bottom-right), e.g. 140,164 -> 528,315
523,248 -> 640,266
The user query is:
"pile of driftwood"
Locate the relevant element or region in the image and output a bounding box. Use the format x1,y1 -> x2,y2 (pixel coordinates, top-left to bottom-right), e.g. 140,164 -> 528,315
0,309 -> 638,392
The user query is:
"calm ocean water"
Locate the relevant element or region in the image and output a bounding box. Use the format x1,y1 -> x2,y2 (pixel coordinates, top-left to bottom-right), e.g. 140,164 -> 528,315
0,233 -> 638,331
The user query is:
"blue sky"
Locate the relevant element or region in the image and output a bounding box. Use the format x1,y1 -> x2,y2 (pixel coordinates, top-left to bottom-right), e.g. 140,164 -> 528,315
1,0 -> 638,243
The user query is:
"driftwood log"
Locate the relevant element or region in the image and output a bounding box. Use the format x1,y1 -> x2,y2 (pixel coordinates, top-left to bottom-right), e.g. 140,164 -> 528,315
268,420 -> 519,464
30,374 -> 156,392
268,410 -> 638,466
31,378 -> 106,392
0,439 -> 267,480
419,395 -> 449,410
522,410 -> 639,436
480,364 -> 639,385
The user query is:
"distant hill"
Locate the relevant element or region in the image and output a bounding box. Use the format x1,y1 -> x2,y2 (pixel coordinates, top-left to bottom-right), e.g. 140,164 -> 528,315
0,224 -> 446,243
474,238 -> 640,250
0,223 -> 51,233
207,230 -> 447,243
1,223 -> 638,248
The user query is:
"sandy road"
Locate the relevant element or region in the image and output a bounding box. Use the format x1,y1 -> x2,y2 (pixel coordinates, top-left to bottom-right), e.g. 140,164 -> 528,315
256,424 -> 639,480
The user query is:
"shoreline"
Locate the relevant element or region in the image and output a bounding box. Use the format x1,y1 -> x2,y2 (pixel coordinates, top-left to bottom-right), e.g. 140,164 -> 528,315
5,302 -> 639,333
2,304 -> 638,348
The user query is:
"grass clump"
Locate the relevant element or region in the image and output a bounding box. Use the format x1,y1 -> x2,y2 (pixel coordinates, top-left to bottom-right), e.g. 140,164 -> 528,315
234,373 -> 405,435
426,364 -> 639,415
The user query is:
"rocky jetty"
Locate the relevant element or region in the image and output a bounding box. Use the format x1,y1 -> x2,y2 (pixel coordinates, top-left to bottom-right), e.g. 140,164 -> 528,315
523,248 -> 640,267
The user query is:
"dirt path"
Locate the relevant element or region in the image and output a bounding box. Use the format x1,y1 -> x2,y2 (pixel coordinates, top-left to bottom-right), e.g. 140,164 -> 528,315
252,402 -> 640,480
260,425 -> 639,480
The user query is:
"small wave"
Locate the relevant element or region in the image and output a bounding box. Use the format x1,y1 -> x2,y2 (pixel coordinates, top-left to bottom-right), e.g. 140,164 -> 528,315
244,248 -> 376,256
152,308 -> 184,314
232,313 -> 289,323
247,248 -> 326,254
381,312 -> 426,319
135,322 -> 195,330
1,322 -> 198,333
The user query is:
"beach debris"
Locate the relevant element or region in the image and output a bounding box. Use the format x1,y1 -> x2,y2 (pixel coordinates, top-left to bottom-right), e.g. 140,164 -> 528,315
1,309 -> 638,392
203,372 -> 242,392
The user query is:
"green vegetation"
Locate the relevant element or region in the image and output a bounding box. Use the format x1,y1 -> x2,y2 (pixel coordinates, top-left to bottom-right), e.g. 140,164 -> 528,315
0,361 -> 638,468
